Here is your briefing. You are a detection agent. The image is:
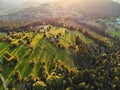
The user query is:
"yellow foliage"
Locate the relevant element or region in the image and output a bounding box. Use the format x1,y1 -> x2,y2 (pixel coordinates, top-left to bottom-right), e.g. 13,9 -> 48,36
79,82 -> 86,86
112,84 -> 116,88
114,76 -> 119,80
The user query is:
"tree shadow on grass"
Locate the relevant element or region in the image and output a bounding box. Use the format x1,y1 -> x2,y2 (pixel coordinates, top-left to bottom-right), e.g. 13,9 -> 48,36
22,65 -> 33,78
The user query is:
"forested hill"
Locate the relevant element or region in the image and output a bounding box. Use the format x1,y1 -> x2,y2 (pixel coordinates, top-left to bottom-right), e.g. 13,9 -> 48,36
0,0 -> 120,90
0,0 -> 120,21
0,19 -> 120,90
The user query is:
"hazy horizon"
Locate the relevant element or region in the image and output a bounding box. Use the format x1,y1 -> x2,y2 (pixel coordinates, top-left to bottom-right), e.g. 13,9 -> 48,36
1,0 -> 120,4
0,0 -> 61,4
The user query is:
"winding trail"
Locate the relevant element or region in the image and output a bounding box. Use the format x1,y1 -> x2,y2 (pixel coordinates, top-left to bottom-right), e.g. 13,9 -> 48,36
0,74 -> 6,90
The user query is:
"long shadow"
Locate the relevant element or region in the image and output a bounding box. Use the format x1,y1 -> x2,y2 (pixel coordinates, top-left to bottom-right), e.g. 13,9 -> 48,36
2,65 -> 16,79
22,65 -> 33,78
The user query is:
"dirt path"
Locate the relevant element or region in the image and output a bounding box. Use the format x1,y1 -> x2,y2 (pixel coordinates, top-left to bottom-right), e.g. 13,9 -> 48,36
0,74 -> 6,90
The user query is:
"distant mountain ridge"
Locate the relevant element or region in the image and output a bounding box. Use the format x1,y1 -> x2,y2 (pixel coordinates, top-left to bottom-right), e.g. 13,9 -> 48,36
0,0 -> 120,21
112,0 -> 120,3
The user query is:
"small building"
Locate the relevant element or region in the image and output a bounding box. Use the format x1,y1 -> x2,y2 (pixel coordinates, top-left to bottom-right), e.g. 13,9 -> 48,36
116,18 -> 120,24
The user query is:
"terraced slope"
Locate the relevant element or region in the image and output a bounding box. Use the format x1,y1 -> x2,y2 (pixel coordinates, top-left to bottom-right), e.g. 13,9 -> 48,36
1,23 -> 119,90
0,25 -> 93,89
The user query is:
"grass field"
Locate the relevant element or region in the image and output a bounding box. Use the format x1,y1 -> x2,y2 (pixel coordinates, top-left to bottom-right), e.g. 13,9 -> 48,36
86,18 -> 120,39
0,26 -> 93,89
106,30 -> 120,38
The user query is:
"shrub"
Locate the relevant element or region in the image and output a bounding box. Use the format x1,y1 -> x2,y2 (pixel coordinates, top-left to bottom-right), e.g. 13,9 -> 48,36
46,73 -> 63,88
10,42 -> 18,49
10,55 -> 19,66
29,59 -> 36,67
4,51 -> 11,58
18,39 -> 24,44
32,81 -> 47,90
13,70 -> 22,82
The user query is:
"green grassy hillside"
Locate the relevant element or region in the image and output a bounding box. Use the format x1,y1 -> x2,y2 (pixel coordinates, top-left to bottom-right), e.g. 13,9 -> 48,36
0,25 -> 93,90
0,22 -> 120,90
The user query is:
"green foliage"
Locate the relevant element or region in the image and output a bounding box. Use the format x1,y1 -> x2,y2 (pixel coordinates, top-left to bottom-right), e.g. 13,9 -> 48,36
29,58 -> 36,67
0,23 -> 120,90
13,69 -> 22,82
3,54 -> 19,67
4,51 -> 11,58
32,81 -> 47,90
46,73 -> 63,88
